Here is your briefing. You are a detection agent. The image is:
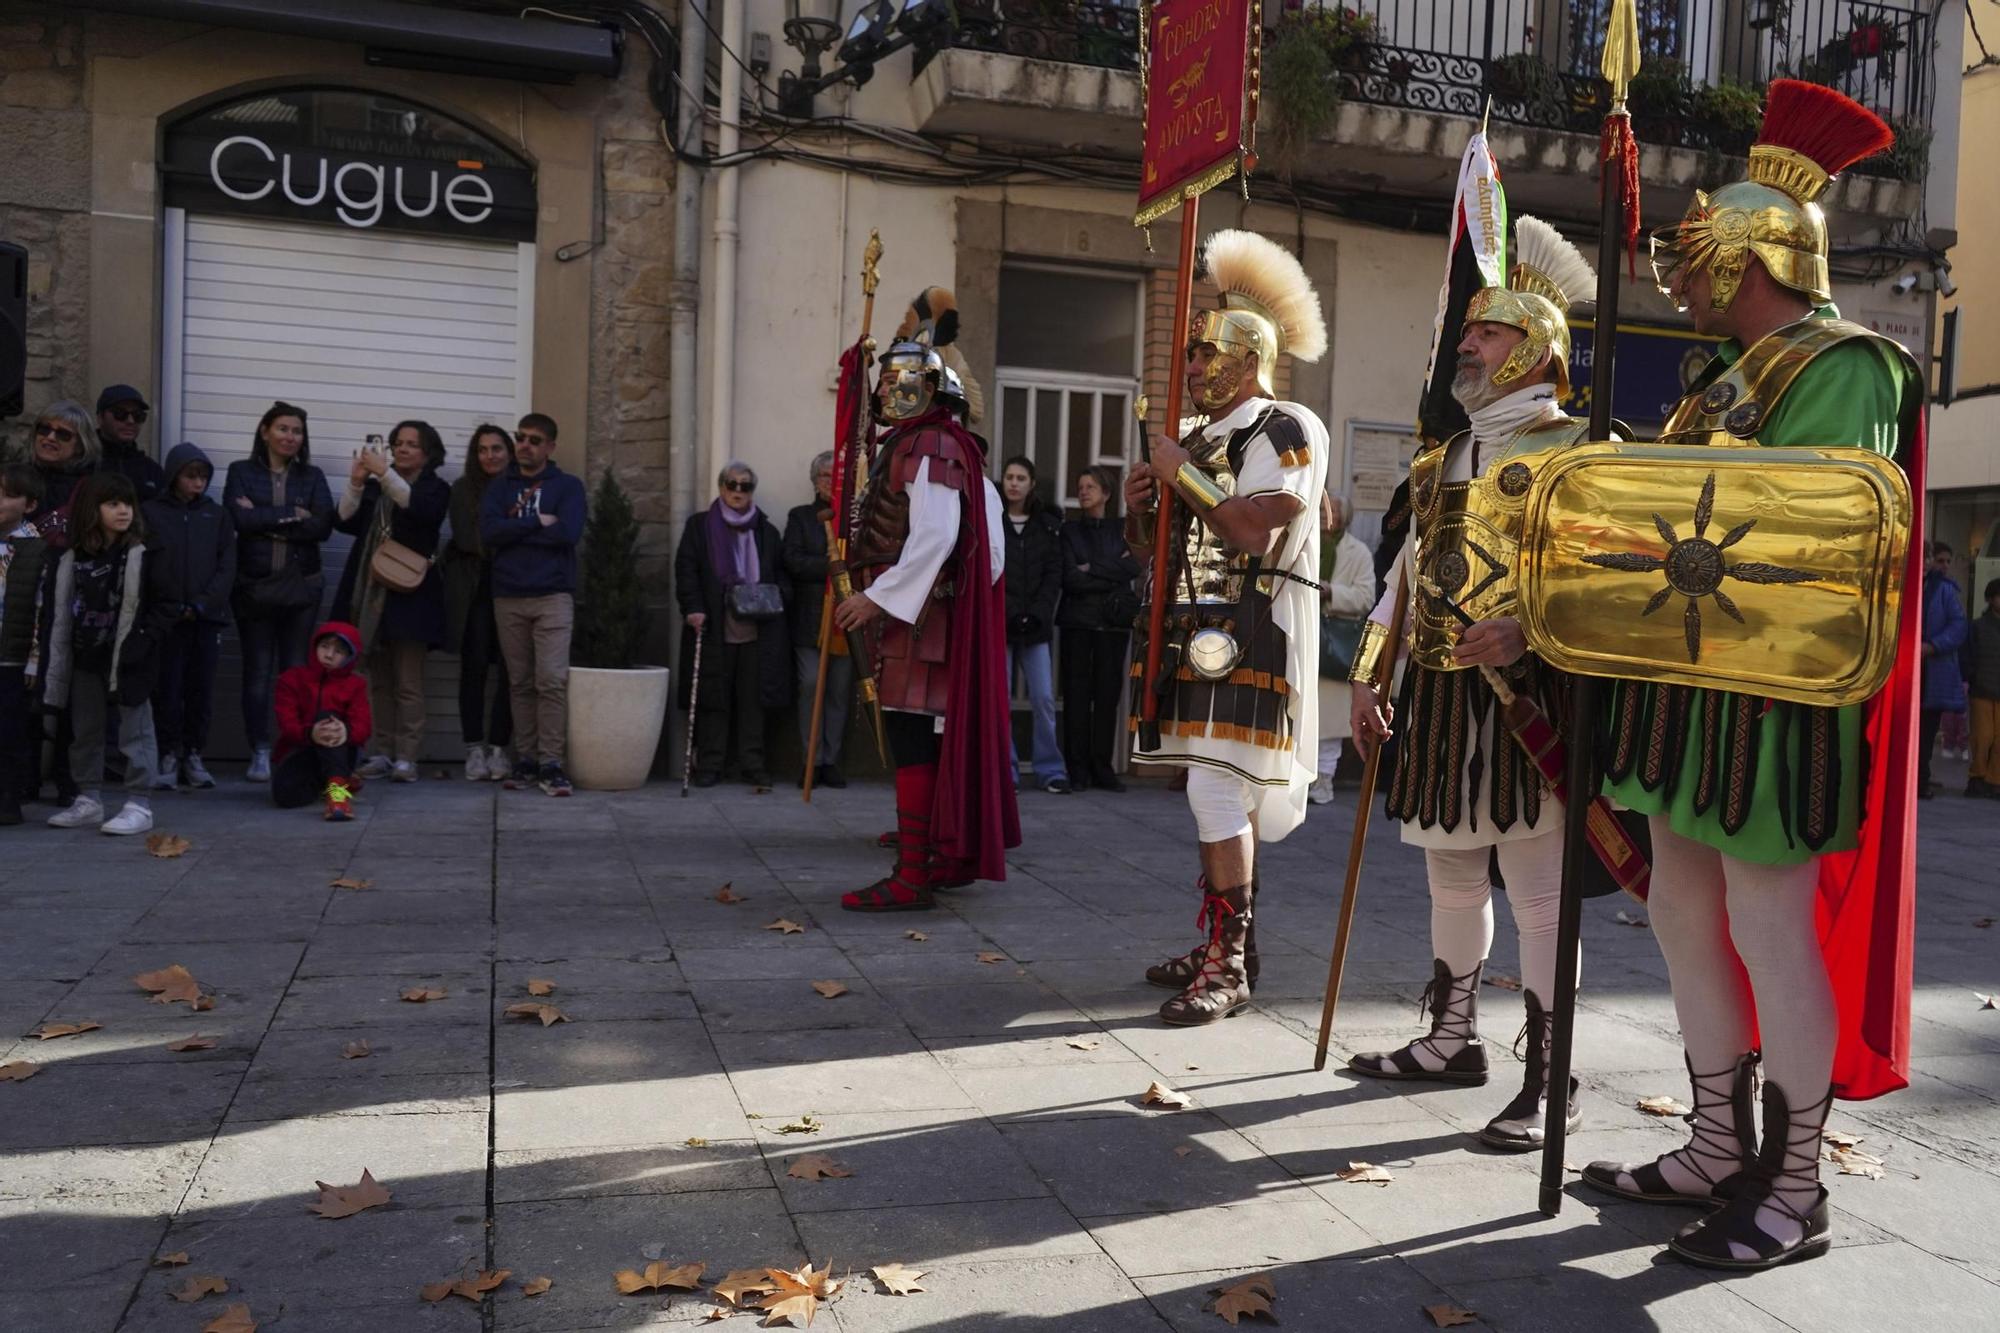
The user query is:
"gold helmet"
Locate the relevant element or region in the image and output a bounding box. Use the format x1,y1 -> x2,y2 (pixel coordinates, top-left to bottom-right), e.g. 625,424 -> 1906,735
1463,215 -> 1595,397
878,286 -> 963,423
1188,230 -> 1327,413
1650,79 -> 1892,313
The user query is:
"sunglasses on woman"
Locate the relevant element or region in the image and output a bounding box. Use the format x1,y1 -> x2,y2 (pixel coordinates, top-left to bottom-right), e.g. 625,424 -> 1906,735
34,422 -> 77,444
722,479 -> 755,494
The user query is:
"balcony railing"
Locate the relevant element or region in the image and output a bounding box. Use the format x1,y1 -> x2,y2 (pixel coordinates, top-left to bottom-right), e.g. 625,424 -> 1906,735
947,0 -> 1934,178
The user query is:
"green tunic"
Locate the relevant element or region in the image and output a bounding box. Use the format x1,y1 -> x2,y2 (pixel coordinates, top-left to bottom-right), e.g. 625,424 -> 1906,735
1602,306 -> 1917,865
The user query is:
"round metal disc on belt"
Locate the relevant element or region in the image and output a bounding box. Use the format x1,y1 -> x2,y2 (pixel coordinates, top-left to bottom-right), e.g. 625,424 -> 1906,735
1185,627 -> 1241,681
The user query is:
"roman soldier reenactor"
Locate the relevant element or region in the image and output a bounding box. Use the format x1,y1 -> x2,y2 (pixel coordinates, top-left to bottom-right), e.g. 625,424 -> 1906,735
1124,230 -> 1329,1026
835,288 -> 1019,910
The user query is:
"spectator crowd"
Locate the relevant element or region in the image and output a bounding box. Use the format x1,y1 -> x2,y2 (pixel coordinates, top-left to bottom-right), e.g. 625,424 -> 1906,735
4,388 -> 587,830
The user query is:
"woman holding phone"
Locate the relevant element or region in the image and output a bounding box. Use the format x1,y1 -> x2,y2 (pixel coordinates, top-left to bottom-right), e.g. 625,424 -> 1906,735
225,401 -> 335,781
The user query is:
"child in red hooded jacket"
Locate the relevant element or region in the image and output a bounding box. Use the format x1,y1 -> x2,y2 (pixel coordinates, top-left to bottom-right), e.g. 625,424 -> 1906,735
273,621 -> 371,820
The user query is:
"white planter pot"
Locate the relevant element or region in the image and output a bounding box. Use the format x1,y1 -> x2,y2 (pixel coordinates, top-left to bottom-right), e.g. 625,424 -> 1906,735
565,665 -> 670,791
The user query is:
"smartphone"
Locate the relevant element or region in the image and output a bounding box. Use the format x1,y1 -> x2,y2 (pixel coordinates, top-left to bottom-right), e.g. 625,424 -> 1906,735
365,433 -> 385,452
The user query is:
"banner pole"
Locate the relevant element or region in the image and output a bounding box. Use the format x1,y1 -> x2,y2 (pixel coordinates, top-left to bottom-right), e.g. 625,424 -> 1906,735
1139,195 -> 1201,749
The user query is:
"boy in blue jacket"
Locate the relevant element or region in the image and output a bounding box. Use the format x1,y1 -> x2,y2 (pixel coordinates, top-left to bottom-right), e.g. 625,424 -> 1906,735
142,443 -> 235,789
479,412 -> 586,796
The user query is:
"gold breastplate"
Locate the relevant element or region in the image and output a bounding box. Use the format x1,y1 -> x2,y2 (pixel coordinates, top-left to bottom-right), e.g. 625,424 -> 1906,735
1659,317 -> 1881,445
1178,434 -> 1268,603
1409,416 -> 1589,670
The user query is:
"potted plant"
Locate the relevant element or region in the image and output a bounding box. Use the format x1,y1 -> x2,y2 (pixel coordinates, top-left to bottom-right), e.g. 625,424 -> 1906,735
1692,77 -> 1764,156
1485,50 -> 1557,114
566,470 -> 670,790
1628,56 -> 1693,145
1263,14 -> 1342,173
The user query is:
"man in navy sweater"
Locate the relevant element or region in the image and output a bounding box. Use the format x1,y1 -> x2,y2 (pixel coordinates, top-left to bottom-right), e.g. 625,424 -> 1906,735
480,412 -> 587,796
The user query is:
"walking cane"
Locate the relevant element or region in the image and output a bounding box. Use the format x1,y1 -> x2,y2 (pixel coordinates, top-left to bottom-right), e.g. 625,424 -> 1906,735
1313,568 -> 1409,1071
680,621 -> 705,798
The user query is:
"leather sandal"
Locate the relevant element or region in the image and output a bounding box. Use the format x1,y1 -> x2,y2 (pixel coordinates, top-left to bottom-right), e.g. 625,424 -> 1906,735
1158,884 -> 1254,1026
1348,958 -> 1489,1086
1478,987 -> 1581,1152
1668,1078 -> 1833,1270
1145,875 -> 1259,991
1581,1051 -> 1758,1206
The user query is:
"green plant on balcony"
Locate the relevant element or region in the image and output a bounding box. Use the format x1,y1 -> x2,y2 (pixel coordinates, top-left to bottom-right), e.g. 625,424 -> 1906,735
1263,17 -> 1342,174
1879,114 -> 1931,181
1627,56 -> 1693,142
1692,77 -> 1764,156
1274,6 -> 1379,71
1484,51 -> 1558,115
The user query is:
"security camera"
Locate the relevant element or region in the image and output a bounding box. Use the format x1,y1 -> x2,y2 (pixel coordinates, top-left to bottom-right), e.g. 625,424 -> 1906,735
1892,272 -> 1918,295
1936,264 -> 1958,299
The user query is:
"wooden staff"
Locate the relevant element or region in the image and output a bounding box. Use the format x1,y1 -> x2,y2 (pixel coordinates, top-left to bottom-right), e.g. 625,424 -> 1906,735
805,230 -> 884,802
1136,196 -> 1202,753
1313,566 -> 1410,1070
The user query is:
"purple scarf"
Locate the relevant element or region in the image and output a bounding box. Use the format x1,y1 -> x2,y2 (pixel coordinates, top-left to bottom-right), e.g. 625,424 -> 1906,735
706,497 -> 761,587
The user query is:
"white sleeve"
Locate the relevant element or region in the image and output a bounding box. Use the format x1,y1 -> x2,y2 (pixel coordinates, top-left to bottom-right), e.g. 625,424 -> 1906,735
865,459 -> 958,625
379,469 -> 413,508
337,482 -> 363,522
1326,535 -> 1377,617
1369,532 -> 1410,625
984,476 -> 1005,584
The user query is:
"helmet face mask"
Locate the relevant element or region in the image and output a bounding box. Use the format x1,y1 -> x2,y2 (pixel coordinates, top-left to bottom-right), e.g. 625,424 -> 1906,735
1653,178 -> 1830,315
1187,306 -> 1276,413
877,343 -> 942,422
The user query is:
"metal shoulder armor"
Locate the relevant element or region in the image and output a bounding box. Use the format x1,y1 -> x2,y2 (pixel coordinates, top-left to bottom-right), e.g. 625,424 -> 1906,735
1660,317 -> 1914,444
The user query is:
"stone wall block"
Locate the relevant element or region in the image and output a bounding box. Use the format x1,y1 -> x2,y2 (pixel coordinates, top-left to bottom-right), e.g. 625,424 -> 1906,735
602,140 -> 674,195
0,107 -> 89,210
0,68 -> 80,109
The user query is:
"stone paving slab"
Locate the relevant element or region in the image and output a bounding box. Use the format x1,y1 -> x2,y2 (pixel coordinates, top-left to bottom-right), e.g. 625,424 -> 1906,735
3,772 -> 1995,1331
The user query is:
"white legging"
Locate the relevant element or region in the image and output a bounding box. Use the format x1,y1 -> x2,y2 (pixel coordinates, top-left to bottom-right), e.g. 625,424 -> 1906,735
1186,765 -> 1257,843
1645,816 -> 1836,1102
1426,827 -> 1566,1001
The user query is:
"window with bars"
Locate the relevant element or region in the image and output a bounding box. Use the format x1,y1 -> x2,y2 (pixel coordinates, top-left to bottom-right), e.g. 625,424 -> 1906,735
993,264 -> 1143,507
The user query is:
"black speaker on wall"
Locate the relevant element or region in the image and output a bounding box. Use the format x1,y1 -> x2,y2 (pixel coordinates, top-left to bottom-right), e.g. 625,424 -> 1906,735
0,242 -> 26,419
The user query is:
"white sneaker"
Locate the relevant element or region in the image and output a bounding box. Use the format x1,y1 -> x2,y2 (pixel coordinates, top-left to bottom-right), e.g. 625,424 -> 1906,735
102,801 -> 153,836
390,760 -> 419,783
1308,774 -> 1336,806
355,754 -> 393,781
151,754 -> 181,791
48,794 -> 104,828
246,747 -> 272,782
182,753 -> 217,789
463,745 -> 489,782
485,745 -> 509,780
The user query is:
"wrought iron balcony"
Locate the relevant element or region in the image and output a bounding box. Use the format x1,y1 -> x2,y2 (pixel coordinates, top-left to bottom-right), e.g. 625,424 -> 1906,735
946,0 -> 1934,179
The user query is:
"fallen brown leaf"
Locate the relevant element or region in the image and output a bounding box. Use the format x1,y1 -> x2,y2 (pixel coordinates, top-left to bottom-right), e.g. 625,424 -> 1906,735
786,1153 -> 853,1181
975,951 -> 1006,964
1636,1094 -> 1692,1117
1066,1038 -> 1100,1051
1208,1275 -> 1276,1325
308,1168 -> 391,1219
202,1305 -> 257,1333
904,930 -> 928,942
522,1276 -> 552,1297
419,1279 -> 456,1303
1173,1145 -> 1195,1158
0,1061 -> 41,1081
716,883 -> 745,904
167,1035 -> 216,1052
1484,973 -> 1523,991
136,964 -> 204,1004
1976,992 -> 1998,1010
330,876 -> 373,890
26,1021 -> 100,1040
615,1260 -> 705,1294
1424,1304 -> 1481,1328
765,917 -> 805,935
341,1041 -> 371,1060
712,1268 -> 779,1306
685,1136 -> 709,1148
526,978 -> 558,996
1827,1144 -> 1886,1179
1823,1129 -> 1864,1149
452,1268 -> 510,1301
146,832 -> 192,858
504,1002 -> 569,1027
701,1306 -> 732,1322
1336,1161 -> 1394,1186
154,1252 -> 190,1267
774,1115 -> 822,1135
871,1262 -> 926,1295
191,994 -> 216,1012
1140,1080 -> 1192,1110
757,1262 -> 843,1327
170,1274 -> 229,1303
400,987 -> 447,1003
809,981 -> 849,1000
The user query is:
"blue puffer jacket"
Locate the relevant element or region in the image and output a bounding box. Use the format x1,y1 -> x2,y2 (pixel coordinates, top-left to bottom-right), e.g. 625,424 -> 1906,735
223,456 -> 336,585
141,442 -> 236,625
1921,570 -> 1968,712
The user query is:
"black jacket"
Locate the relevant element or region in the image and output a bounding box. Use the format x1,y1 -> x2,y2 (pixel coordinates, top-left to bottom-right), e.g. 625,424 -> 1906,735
1002,506 -> 1064,645
780,501 -> 832,648
223,457 -> 336,584
332,468 -> 450,648
673,509 -> 794,711
0,524 -> 46,669
141,442 -> 236,626
1056,514 -> 1141,632
1968,608 -> 2000,701
97,434 -> 167,504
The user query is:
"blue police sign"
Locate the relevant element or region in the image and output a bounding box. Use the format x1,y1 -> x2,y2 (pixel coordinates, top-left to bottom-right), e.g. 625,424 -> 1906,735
1560,321 -> 1720,429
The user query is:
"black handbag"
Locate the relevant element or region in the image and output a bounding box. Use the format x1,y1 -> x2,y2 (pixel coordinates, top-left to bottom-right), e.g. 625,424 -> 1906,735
1102,588 -> 1142,632
243,562 -> 318,614
727,581 -> 785,621
1320,614 -> 1366,679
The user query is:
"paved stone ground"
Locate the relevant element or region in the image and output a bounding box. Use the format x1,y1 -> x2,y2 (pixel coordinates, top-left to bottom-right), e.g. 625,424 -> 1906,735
2,766 -> 1996,1332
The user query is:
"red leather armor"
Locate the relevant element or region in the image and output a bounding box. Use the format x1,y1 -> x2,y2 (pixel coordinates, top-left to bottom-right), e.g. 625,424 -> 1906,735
849,420 -> 981,714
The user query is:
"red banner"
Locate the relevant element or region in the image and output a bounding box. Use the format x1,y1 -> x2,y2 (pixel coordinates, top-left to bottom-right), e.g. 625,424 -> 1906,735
1136,0 -> 1260,225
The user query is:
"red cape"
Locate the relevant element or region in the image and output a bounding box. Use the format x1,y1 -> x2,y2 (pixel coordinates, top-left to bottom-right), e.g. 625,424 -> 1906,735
1814,410 -> 1923,1101
907,410 -> 1020,880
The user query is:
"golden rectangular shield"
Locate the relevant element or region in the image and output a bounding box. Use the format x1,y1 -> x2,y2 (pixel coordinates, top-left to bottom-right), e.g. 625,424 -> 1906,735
1519,443 -> 1911,707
